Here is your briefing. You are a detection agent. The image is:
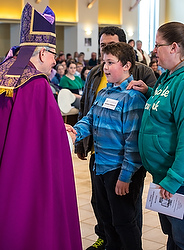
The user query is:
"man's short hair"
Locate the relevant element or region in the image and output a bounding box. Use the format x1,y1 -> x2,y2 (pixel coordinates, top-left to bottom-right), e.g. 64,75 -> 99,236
99,26 -> 126,44
136,40 -> 142,44
31,46 -> 50,57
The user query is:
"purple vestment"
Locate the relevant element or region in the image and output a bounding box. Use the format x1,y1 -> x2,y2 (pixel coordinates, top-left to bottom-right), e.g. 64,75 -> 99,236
0,76 -> 82,250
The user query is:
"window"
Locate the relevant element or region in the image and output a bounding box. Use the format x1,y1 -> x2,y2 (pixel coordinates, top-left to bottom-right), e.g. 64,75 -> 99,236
138,0 -> 160,54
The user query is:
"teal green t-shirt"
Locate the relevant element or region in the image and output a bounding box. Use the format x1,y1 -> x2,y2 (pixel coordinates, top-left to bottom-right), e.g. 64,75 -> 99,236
59,75 -> 83,94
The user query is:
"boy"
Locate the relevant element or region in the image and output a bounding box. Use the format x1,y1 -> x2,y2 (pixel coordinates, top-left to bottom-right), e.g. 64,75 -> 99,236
74,42 -> 146,249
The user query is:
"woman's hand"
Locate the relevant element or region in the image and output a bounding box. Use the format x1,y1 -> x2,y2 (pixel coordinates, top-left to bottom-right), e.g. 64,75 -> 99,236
159,186 -> 173,199
126,80 -> 148,94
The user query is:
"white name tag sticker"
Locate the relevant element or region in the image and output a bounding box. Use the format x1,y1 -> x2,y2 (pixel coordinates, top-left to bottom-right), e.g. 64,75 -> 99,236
102,98 -> 118,110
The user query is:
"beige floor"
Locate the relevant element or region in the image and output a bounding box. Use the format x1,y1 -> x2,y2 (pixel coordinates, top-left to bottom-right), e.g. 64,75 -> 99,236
72,153 -> 167,250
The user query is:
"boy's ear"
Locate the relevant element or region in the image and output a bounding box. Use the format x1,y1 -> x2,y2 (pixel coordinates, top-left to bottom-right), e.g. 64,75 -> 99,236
123,61 -> 131,71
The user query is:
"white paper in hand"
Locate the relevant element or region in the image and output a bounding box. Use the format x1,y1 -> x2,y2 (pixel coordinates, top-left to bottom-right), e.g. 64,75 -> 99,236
145,183 -> 184,219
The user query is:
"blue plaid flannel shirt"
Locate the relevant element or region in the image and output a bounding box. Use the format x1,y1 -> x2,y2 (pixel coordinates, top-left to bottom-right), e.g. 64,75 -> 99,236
74,76 -> 146,182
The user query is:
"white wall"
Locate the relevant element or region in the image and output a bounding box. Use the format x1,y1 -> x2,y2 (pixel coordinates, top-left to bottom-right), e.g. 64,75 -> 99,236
76,22 -> 99,60
63,0 -> 99,60
64,26 -> 78,56
166,0 -> 184,23
77,0 -> 99,60
121,0 -> 166,43
121,0 -> 139,42
159,0 -> 166,26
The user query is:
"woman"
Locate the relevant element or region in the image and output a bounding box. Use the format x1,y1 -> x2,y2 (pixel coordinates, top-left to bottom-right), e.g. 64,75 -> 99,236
149,61 -> 160,79
73,51 -> 78,62
127,22 -> 184,250
51,63 -> 65,86
59,60 -> 83,109
60,60 -> 67,73
59,60 -> 84,95
81,66 -> 90,85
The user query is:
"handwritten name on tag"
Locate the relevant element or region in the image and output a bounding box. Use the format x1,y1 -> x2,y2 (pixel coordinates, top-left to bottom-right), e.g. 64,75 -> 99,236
102,98 -> 118,110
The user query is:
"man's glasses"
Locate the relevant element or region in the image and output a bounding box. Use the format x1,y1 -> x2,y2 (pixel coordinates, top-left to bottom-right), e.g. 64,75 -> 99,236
46,49 -> 57,59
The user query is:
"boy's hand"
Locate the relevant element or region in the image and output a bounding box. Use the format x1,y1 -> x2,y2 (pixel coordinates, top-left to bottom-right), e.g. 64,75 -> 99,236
65,123 -> 77,144
115,180 -> 130,196
65,123 -> 77,134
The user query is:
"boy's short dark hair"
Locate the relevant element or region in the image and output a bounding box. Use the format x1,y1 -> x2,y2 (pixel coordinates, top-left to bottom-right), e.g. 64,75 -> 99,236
99,26 -> 126,44
102,42 -> 135,74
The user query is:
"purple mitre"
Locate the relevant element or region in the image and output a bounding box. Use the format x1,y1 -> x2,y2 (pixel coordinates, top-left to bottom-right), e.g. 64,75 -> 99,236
20,2 -> 56,48
0,2 -> 56,94
42,6 -> 55,25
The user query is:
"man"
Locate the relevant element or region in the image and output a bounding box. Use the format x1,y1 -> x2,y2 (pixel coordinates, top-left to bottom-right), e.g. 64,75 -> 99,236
0,3 -> 82,250
75,61 -> 83,77
136,39 -> 151,66
88,52 -> 98,68
78,52 -> 87,67
75,26 -> 157,250
56,52 -> 66,66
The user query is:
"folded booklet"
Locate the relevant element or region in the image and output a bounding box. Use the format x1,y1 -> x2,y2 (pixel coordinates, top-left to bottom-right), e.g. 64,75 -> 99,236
145,183 -> 184,219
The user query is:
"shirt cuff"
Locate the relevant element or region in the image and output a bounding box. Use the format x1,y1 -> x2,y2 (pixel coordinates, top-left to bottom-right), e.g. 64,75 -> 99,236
118,168 -> 133,183
159,168 -> 184,194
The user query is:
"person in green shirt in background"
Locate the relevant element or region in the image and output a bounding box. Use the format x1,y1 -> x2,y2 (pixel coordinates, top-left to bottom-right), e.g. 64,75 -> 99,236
60,60 -> 84,96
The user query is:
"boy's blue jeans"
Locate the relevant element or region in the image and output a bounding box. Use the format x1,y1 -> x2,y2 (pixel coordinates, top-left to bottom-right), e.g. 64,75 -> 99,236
159,186 -> 184,250
94,167 -> 144,250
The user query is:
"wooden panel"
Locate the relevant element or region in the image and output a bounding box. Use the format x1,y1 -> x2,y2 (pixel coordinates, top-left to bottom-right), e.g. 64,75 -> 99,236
49,0 -> 77,23
0,24 -> 10,57
98,0 -> 122,25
